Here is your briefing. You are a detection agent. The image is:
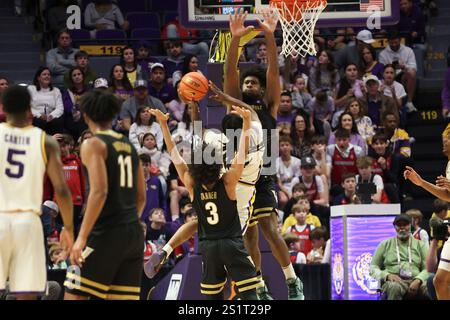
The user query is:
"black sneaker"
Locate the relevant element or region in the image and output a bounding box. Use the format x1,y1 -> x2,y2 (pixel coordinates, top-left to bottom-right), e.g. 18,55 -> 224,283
287,277 -> 304,300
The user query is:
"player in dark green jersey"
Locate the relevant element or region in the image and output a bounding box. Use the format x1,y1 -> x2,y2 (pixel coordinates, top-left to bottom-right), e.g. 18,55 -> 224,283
150,106 -> 259,300
64,91 -> 146,300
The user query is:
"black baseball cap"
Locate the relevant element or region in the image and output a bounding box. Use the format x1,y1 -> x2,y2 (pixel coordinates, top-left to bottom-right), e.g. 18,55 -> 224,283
301,156 -> 317,168
393,214 -> 412,226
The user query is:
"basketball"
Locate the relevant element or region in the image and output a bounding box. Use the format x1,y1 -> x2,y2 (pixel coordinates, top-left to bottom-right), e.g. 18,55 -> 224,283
178,72 -> 209,102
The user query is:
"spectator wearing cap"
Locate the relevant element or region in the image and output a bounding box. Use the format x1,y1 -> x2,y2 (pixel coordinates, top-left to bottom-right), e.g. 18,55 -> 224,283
64,51 -> 97,89
359,44 -> 384,80
397,0 -> 426,50
120,79 -> 166,132
46,29 -> 79,87
378,31 -> 418,113
162,41 -> 185,85
120,46 -> 148,88
148,63 -> 176,106
0,76 -> 9,123
41,200 -> 62,246
62,67 -> 89,141
370,214 -> 429,300
335,29 -> 375,69
93,77 -> 108,90
360,74 -> 397,127
84,0 -> 129,39
136,41 -> 160,75
291,156 -> 329,207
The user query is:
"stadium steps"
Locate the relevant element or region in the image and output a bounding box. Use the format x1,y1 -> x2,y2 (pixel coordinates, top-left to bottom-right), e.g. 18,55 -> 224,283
0,2 -> 41,84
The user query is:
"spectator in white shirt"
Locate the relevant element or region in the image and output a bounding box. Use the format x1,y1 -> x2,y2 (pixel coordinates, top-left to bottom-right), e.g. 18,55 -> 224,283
355,156 -> 385,204
276,135 -> 301,208
378,31 -> 418,113
28,67 -> 64,135
381,64 -> 408,112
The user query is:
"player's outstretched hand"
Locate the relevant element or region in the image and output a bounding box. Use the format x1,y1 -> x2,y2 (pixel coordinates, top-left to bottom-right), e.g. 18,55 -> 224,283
256,8 -> 279,34
59,227 -> 74,262
230,105 -> 251,121
403,166 -> 423,187
149,109 -> 170,123
436,175 -> 450,189
229,8 -> 255,37
209,81 -> 230,104
70,237 -> 87,267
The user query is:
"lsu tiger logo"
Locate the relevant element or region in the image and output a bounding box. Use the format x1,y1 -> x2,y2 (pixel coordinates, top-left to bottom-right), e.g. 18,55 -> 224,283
332,253 -> 344,296
352,253 -> 379,295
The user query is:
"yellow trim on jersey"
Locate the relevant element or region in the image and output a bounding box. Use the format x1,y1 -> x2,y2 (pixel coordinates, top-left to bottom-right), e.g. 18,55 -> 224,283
66,272 -> 110,291
235,277 -> 260,286
110,285 -> 141,293
200,279 -> 227,289
64,281 -> 107,299
96,129 -> 123,139
0,209 -> 40,214
201,287 -> 225,295
253,207 -> 275,214
3,123 -> 34,130
41,131 -> 47,165
248,220 -> 259,227
106,294 -> 140,300
256,213 -> 273,219
238,283 -> 263,292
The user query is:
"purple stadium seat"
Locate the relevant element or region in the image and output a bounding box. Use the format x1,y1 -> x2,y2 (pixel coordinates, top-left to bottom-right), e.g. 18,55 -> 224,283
149,0 -> 178,12
163,11 -> 178,26
95,29 -> 127,40
69,29 -> 90,40
117,0 -> 148,15
131,28 -> 161,42
127,12 -> 160,31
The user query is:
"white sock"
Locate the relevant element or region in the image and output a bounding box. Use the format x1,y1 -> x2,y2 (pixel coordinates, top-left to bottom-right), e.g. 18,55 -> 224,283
162,244 -> 173,256
282,264 -> 296,280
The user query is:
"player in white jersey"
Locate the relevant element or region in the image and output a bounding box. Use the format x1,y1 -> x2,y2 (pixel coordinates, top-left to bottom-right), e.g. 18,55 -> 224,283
404,123 -> 450,299
0,85 -> 74,299
144,83 -> 265,279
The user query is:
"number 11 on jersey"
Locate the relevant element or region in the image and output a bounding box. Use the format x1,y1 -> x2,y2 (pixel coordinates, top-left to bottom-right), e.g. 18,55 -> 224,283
118,155 -> 132,188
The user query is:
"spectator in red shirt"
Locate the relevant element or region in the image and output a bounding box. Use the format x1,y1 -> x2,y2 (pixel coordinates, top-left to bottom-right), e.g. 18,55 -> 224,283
55,133 -> 85,235
173,208 -> 198,261
161,16 -> 209,57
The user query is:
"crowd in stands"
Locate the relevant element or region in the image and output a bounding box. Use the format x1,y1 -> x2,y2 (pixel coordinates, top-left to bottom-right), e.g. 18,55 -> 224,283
1,0 -> 448,300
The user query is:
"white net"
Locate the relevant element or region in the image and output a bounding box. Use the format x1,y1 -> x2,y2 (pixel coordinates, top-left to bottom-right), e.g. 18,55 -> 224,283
271,1 -> 327,58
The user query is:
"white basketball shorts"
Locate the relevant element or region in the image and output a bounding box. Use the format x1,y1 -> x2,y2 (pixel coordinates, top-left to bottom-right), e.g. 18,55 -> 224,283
236,182 -> 256,236
0,212 -> 47,295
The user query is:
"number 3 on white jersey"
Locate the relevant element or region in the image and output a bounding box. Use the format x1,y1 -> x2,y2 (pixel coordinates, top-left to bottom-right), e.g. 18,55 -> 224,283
205,202 -> 219,225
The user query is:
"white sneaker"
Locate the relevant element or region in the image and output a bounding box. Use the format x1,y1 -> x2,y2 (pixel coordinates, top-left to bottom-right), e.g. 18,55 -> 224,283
405,102 -> 418,113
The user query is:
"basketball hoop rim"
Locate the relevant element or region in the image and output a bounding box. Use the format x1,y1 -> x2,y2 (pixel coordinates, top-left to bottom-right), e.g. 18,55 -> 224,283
269,0 -> 328,21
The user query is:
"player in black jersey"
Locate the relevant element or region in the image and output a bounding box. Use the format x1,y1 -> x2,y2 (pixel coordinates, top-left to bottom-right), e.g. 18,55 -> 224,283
223,10 -> 304,300
64,91 -> 146,300
150,106 -> 259,300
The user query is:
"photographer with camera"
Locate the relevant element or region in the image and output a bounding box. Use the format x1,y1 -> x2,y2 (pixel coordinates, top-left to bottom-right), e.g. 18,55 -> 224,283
404,126 -> 450,299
